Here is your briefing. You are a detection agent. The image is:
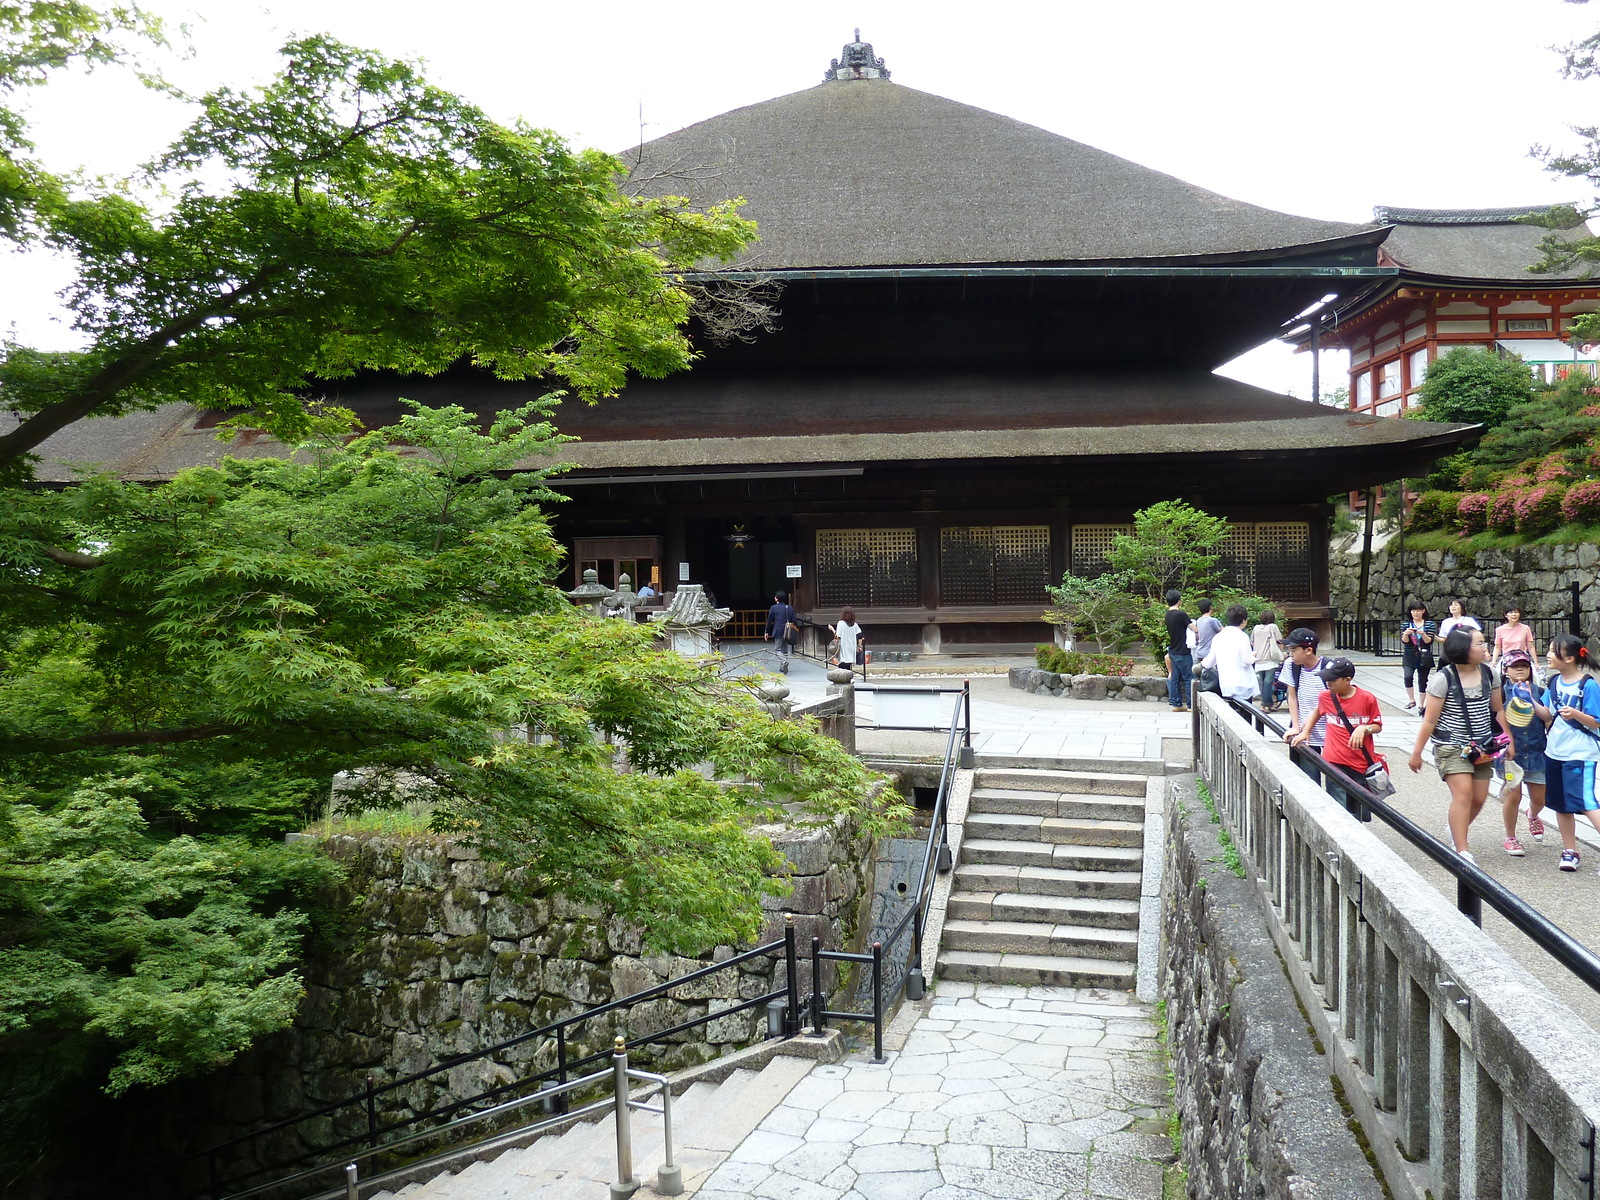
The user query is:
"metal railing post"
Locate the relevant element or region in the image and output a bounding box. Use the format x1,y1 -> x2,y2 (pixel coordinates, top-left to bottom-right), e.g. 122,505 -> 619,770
656,1086 -> 681,1195
610,1038 -> 638,1200
344,1162 -> 359,1200
871,942 -> 886,1064
810,936 -> 826,1036
1458,877 -> 1483,927
784,916 -> 801,1035
960,680 -> 974,767
364,1072 -> 377,1149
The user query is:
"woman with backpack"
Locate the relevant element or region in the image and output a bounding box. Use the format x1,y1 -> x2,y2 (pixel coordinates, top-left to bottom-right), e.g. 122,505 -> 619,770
1408,626 -> 1511,862
1533,634 -> 1600,872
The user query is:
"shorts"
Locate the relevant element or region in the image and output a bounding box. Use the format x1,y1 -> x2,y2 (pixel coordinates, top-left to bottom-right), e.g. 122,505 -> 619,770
1544,759 -> 1600,813
1433,742 -> 1493,781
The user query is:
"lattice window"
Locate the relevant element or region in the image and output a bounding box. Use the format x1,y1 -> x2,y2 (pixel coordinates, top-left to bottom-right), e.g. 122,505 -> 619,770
939,527 -> 1050,606
1253,522 -> 1312,600
940,528 -> 993,606
1069,525 -> 1131,578
994,526 -> 1051,605
1218,525 -> 1258,593
817,529 -> 918,608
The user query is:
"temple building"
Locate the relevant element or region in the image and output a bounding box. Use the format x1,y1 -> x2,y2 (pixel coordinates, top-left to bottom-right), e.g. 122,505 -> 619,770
1307,205 -> 1600,417
24,36 -> 1478,651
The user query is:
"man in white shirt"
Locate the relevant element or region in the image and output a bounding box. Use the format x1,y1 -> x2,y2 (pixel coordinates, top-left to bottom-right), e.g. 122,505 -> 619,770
1201,604 -> 1257,701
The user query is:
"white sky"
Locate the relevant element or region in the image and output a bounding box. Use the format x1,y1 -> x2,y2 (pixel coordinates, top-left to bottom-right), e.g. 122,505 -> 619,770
3,0 -> 1597,396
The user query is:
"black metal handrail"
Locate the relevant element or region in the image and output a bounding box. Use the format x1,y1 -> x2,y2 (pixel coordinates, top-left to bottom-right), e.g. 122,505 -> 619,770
1219,696 -> 1600,997
179,929 -> 806,1200
1335,615 -> 1578,658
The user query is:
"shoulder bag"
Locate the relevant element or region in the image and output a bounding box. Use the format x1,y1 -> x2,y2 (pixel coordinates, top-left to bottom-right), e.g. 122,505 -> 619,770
1445,665 -> 1507,765
1329,691 -> 1395,798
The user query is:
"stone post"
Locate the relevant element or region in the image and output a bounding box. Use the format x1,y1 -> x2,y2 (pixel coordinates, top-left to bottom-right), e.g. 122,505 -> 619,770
758,679 -> 792,719
825,667 -> 857,753
604,574 -> 642,621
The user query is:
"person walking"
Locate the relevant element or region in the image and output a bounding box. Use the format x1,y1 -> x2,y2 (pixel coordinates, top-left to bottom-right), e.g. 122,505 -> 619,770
1534,634 -> 1600,872
1291,656 -> 1384,821
1163,591 -> 1193,713
1279,628 -> 1330,782
829,607 -> 865,671
1497,649 -> 1548,856
1192,599 -> 1222,665
1408,626 -> 1510,862
764,590 -> 799,673
1438,598 -> 1480,644
1399,600 -> 1436,712
1201,604 -> 1257,702
1251,608 -> 1284,711
1492,604 -> 1537,676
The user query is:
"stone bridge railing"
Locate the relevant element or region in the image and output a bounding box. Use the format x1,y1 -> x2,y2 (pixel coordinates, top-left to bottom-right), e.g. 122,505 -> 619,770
1194,692 -> 1600,1200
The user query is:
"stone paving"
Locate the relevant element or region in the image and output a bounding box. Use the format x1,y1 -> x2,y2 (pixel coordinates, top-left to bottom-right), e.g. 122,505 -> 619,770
692,983 -> 1171,1200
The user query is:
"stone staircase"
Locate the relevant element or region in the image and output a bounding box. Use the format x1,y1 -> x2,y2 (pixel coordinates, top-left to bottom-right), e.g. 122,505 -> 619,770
939,767 -> 1148,990
369,1053 -> 815,1200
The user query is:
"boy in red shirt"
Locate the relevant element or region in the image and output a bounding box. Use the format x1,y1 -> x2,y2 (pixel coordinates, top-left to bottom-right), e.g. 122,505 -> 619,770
1291,657 -> 1385,819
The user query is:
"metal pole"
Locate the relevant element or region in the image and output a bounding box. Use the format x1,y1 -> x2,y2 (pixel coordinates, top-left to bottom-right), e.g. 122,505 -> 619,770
784,916 -> 800,1035
1311,320 -> 1321,404
1458,878 -> 1483,927
870,942 -> 886,1064
344,1163 -> 359,1200
656,1086 -> 681,1196
1573,581 -> 1583,638
960,680 -> 974,768
610,1038 -> 638,1200
810,936 -> 825,1036
365,1072 -> 377,1149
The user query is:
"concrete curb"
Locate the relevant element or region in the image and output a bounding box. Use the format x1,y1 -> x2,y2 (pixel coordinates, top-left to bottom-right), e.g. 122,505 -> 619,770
1135,774 -> 1166,1003
920,766 -> 975,990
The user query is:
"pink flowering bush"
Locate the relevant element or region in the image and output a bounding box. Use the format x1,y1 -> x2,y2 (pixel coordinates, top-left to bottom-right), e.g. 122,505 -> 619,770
1562,479 -> 1600,525
1514,484 -> 1567,537
1536,453 -> 1576,483
1408,491 -> 1460,531
1499,473 -> 1532,489
1456,492 -> 1493,533
1487,490 -> 1520,534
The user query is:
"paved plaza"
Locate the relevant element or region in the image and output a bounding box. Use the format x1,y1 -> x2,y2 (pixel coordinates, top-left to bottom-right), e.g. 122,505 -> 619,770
693,984 -> 1171,1200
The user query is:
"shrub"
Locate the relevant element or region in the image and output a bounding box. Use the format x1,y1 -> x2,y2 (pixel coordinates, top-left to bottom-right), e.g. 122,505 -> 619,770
1408,490 -> 1461,531
1416,346 -> 1536,427
1498,472 -> 1532,489
1456,492 -> 1493,533
1487,490 -> 1519,533
1514,484 -> 1567,537
1536,453 -> 1576,483
1034,645 -> 1136,677
1582,404 -> 1600,418
1562,479 -> 1600,524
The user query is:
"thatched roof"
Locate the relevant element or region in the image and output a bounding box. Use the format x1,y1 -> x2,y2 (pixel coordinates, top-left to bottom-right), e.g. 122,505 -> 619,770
626,77 -> 1381,270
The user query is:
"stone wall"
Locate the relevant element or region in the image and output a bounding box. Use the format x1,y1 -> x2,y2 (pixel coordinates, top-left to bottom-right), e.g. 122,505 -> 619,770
96,818 -> 872,1195
1162,780 -> 1387,1200
1008,666 -> 1171,701
1330,537 -> 1598,624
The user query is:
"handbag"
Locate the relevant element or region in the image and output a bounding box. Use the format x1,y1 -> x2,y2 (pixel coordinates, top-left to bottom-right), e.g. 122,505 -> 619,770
1329,691 -> 1395,800
1197,665 -> 1221,694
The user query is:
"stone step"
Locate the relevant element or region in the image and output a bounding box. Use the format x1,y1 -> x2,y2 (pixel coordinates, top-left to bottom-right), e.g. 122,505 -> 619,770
942,918 -> 1139,961
937,948 -> 1137,990
974,768 -> 1148,797
946,890 -> 1141,930
970,787 -> 1144,823
960,837 -> 1143,872
965,811 -> 1143,848
953,861 -> 1143,900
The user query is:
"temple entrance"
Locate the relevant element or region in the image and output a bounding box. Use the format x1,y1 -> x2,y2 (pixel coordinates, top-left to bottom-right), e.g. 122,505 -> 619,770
688,516 -> 795,610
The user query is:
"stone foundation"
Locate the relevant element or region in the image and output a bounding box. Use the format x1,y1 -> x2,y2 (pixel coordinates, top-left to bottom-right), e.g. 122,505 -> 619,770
1330,536 -> 1598,623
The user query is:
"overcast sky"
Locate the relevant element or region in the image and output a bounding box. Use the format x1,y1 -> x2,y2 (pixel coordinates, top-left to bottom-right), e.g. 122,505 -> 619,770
4,0 -> 1597,395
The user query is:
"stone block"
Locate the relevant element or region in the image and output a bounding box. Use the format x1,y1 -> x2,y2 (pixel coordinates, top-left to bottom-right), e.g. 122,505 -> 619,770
610,955 -> 662,1000
488,951 -> 540,1002
439,885 -> 484,938
1008,666 -> 1032,690
667,963 -> 740,1001
485,896 -> 539,941
770,826 -> 836,876
763,873 -> 827,914
1116,686 -> 1144,702
1027,669 -> 1049,690
705,999 -> 758,1044
760,911 -> 831,950
606,915 -> 644,956
1070,674 -> 1108,700
542,958 -> 610,1006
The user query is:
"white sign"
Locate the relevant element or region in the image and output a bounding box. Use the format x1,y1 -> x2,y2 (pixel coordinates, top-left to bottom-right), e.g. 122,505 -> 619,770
678,562 -> 690,581
785,564 -> 803,578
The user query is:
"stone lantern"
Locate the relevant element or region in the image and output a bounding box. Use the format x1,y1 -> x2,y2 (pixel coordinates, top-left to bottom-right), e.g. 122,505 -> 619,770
604,574 -> 643,620
649,583 -> 732,656
566,568 -> 611,617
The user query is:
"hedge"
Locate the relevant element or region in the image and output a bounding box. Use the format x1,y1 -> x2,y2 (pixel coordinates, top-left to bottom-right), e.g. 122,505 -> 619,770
1034,645 -> 1136,677
1409,490 -> 1461,531
1562,479 -> 1600,525
1456,492 -> 1492,533
1513,483 -> 1567,537
1487,490 -> 1520,534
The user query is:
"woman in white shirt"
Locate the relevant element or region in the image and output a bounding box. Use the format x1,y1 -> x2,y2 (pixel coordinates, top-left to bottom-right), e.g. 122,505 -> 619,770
830,607 -> 865,670
1202,604 -> 1258,702
1438,598 -> 1481,644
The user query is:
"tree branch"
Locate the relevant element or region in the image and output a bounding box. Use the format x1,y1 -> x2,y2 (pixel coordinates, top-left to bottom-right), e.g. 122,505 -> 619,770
40,545 -> 103,568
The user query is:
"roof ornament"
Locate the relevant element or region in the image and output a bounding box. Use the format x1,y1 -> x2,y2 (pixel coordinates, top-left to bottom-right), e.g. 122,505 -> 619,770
825,30 -> 889,82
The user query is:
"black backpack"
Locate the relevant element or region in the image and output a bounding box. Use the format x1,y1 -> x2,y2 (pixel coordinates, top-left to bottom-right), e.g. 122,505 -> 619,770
1290,656 -> 1328,690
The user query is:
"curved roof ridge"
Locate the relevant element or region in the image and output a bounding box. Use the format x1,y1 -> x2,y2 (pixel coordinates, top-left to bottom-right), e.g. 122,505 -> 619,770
626,80 -> 1378,270
1374,203 -> 1582,227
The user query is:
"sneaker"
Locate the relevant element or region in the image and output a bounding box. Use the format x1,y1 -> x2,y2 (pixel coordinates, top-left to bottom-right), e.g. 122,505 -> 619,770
1404,701 -> 1417,712
1528,814 -> 1546,841
1503,837 -> 1526,857
1459,850 -> 1476,864
1560,849 -> 1581,872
